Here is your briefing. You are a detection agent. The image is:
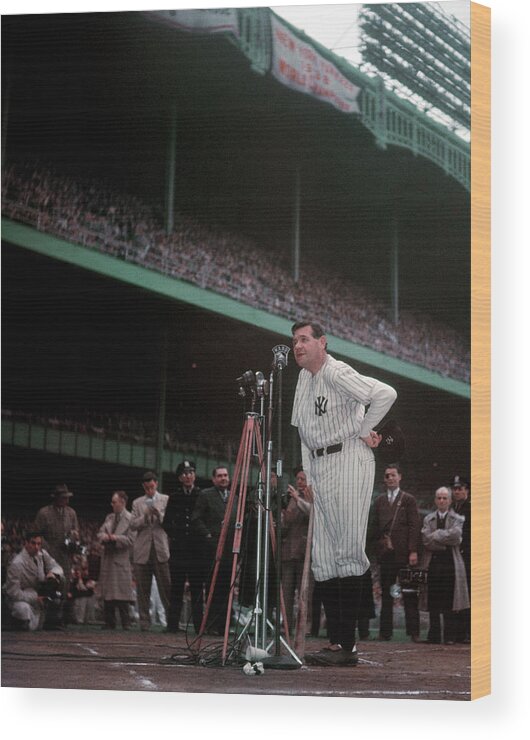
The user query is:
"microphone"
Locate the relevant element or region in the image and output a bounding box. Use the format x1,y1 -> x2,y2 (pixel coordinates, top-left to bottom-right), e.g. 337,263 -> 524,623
236,370 -> 255,385
255,371 -> 269,397
272,345 -> 290,369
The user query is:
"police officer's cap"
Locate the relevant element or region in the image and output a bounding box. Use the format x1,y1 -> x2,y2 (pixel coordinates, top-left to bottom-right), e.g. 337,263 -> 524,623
176,460 -> 196,477
451,474 -> 470,489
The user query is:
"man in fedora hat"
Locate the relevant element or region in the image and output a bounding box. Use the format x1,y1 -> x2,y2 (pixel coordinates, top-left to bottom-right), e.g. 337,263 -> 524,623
163,460 -> 204,633
34,483 -> 79,584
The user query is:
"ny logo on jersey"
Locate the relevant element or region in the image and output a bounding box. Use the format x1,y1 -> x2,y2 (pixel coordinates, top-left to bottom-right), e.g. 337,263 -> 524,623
315,396 -> 328,416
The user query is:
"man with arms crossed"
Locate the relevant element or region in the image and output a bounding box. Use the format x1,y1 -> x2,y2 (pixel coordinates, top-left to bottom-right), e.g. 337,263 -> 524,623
291,321 -> 397,666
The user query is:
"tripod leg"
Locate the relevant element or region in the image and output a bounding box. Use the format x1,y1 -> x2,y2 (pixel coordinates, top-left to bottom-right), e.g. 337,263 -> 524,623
197,417 -> 252,647
222,418 -> 255,662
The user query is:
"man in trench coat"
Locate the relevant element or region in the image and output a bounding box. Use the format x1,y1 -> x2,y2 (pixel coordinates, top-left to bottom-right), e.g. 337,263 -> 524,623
420,487 -> 470,644
97,490 -> 135,629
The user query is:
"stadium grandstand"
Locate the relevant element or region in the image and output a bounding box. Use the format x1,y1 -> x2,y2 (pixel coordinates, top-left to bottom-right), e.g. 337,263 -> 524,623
2,7 -> 470,517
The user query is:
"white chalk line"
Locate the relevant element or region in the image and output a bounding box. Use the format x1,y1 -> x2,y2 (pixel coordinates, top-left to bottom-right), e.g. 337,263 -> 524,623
302,689 -> 470,697
76,643 -> 99,656
73,645 -> 468,695
126,669 -> 159,690
76,642 -> 159,689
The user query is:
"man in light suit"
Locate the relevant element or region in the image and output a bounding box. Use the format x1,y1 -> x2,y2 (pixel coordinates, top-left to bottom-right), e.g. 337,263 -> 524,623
5,530 -> 64,631
130,471 -> 170,631
97,490 -> 135,630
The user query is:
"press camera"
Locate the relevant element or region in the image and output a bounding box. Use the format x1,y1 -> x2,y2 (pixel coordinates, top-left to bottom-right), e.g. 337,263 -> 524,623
37,575 -> 62,604
63,536 -> 87,556
389,568 -> 428,598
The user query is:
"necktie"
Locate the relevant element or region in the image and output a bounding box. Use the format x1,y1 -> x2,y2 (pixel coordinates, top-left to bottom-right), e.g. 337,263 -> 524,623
112,513 -> 120,533
33,556 -> 43,580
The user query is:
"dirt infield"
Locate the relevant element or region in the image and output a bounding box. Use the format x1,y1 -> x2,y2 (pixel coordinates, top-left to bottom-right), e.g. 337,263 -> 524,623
1,627 -> 470,700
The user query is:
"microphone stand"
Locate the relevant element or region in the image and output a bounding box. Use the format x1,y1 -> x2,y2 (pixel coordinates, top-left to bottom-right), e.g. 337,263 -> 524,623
261,345 -> 301,669
197,366 -> 300,669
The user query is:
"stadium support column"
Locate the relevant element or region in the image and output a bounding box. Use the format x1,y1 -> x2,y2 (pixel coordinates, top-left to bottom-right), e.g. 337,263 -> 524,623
165,101 -> 177,236
156,326 -> 168,479
292,167 -> 301,283
390,212 -> 399,324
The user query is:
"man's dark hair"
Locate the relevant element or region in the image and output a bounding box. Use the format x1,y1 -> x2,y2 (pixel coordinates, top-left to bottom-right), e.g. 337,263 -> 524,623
142,471 -> 158,482
212,466 -> 228,478
113,490 -> 128,504
384,463 -> 402,475
291,321 -> 326,338
23,530 -> 43,542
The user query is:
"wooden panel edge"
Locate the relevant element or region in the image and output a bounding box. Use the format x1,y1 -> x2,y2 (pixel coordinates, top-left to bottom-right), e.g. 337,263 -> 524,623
471,0 -> 491,701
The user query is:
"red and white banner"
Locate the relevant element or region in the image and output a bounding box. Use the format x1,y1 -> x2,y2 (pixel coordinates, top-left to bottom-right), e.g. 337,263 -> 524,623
271,15 -> 360,114
147,9 -> 239,36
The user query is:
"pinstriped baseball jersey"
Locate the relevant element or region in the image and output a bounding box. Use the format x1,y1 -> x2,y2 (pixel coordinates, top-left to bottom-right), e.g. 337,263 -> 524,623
292,355 -> 397,453
291,354 -> 397,580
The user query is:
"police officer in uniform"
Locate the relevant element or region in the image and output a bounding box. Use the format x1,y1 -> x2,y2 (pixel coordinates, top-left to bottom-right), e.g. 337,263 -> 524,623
450,474 -> 471,643
163,460 -> 204,633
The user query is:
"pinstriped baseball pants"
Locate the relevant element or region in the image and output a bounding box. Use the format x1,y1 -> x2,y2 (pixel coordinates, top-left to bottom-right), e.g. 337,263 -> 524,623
309,437 -> 375,582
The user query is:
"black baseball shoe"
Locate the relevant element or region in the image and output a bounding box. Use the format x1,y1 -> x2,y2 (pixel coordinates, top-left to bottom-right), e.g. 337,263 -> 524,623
305,648 -> 359,667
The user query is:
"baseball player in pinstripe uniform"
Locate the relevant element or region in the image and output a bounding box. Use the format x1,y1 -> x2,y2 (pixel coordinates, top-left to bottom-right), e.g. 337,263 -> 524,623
291,321 -> 397,666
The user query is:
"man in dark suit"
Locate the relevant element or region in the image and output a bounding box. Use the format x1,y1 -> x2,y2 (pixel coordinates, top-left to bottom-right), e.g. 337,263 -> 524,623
451,474 -> 471,643
192,466 -> 236,635
163,460 -> 204,633
373,464 -> 421,642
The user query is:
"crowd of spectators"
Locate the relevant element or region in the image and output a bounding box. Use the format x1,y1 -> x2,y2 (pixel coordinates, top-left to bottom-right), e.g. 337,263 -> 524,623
2,163 -> 470,383
1,407 -> 235,463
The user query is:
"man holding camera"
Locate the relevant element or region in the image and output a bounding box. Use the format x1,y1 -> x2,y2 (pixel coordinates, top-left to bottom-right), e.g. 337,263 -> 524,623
373,464 -> 421,642
5,531 -> 64,631
34,483 -> 80,582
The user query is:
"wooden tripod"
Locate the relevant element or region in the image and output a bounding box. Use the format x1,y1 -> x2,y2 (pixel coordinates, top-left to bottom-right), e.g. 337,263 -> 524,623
196,411 -> 292,665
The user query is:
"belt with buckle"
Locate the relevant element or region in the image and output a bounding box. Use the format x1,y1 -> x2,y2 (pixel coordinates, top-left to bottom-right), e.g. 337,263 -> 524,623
311,443 -> 343,459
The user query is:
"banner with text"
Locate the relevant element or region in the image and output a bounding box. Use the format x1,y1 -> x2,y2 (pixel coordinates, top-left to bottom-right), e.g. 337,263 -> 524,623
271,15 -> 360,114
147,9 -> 239,36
